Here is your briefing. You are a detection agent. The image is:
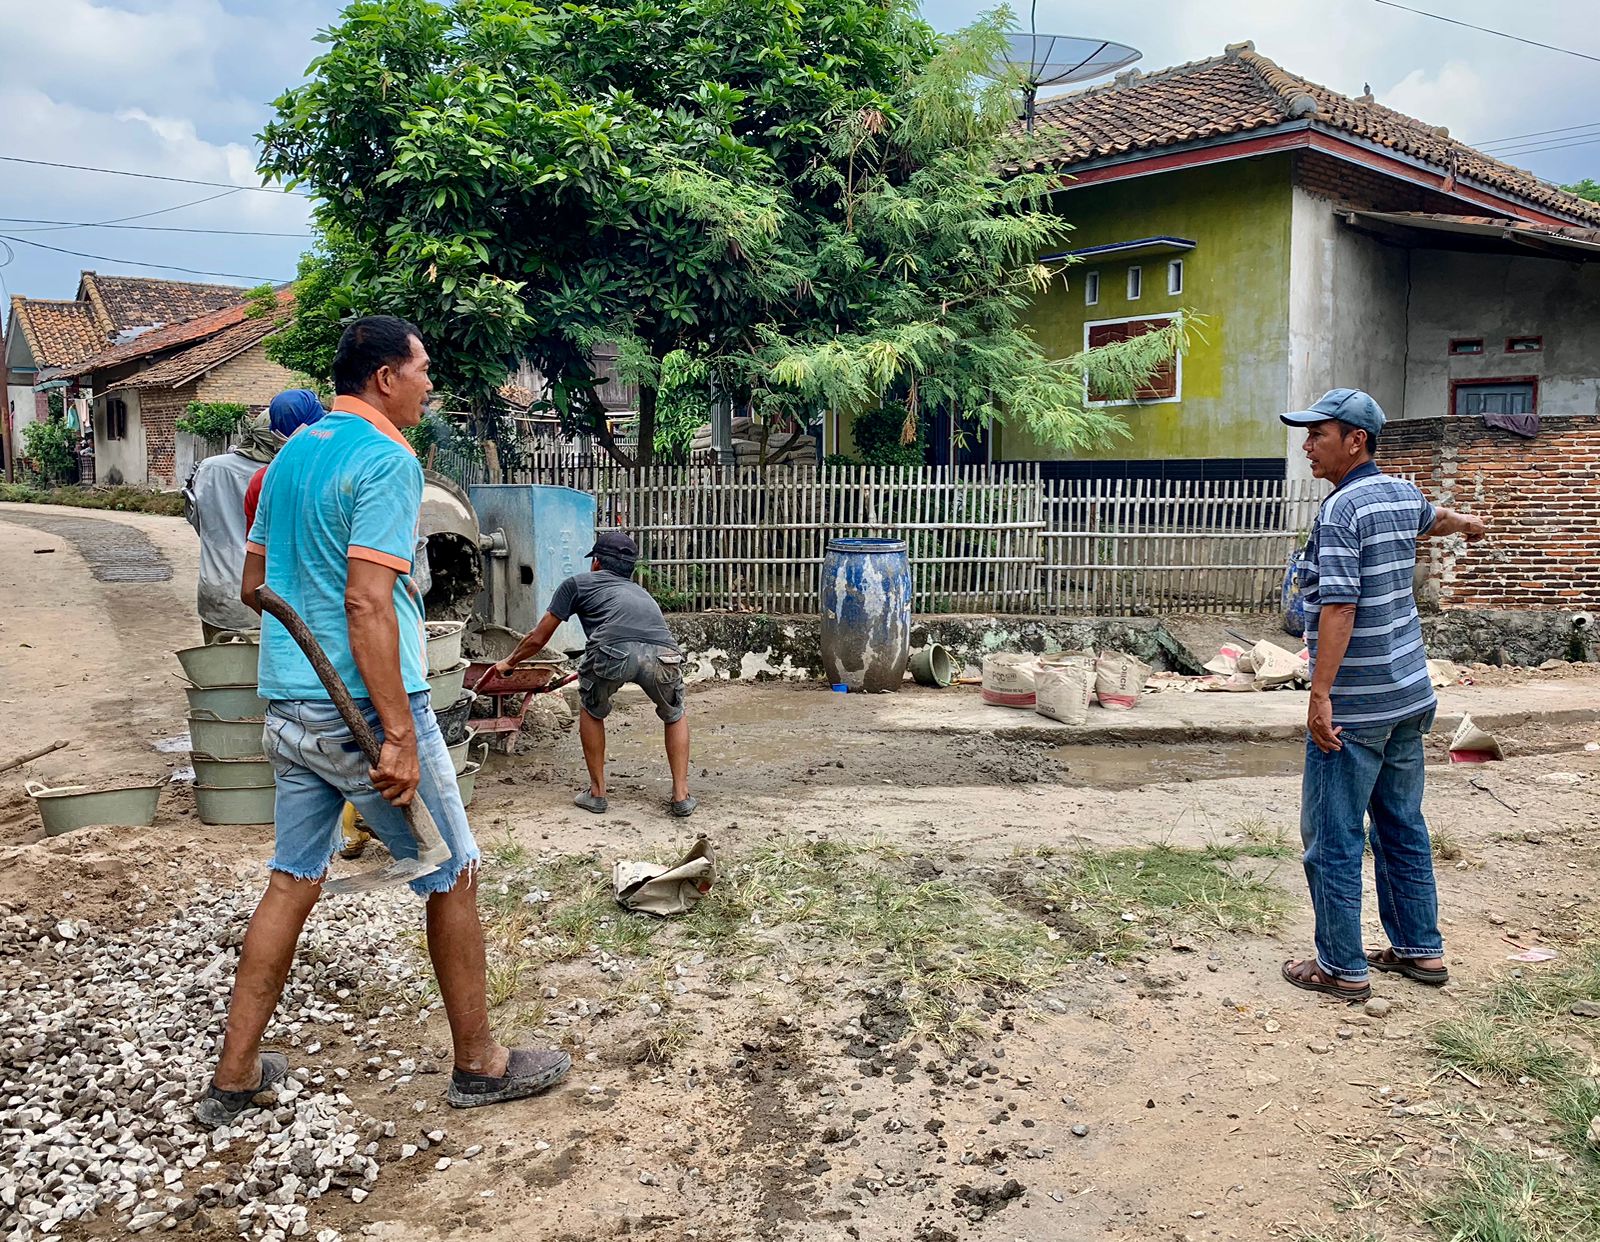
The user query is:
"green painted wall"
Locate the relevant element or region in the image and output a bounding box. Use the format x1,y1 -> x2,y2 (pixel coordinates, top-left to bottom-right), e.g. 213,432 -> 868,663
999,154 -> 1294,462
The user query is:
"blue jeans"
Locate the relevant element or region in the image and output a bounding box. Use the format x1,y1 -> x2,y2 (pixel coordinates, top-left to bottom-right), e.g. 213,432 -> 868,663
1300,708 -> 1443,982
263,691 -> 479,895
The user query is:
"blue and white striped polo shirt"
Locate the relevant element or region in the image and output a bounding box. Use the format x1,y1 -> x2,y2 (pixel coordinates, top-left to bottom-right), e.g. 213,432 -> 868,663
1303,462 -> 1436,728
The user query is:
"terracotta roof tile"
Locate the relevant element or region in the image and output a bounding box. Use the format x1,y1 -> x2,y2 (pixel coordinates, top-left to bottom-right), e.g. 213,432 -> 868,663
62,289 -> 291,378
6,296 -> 105,370
107,312 -> 288,392
78,272 -> 249,336
1023,44 -> 1600,226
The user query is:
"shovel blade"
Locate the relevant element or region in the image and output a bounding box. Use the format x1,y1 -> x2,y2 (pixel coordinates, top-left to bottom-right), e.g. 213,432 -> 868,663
324,856 -> 442,896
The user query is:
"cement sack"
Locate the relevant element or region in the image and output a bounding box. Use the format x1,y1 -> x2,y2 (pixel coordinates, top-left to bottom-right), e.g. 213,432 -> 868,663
1094,652 -> 1150,709
1238,640 -> 1303,690
1203,644 -> 1245,676
1035,659 -> 1094,725
982,652 -> 1038,709
1449,713 -> 1504,763
613,836 -> 716,916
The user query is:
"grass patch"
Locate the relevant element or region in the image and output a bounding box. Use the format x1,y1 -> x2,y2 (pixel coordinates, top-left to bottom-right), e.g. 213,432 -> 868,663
1415,939 -> 1600,1241
1035,843 -> 1287,957
1431,827 -> 1465,862
0,482 -> 185,516
1421,1142 -> 1600,1242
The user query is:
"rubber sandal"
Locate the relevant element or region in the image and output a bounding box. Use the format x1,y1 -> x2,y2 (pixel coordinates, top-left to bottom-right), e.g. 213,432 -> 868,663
668,795 -> 698,818
1281,958 -> 1371,1003
574,791 -> 608,814
194,1052 -> 290,1128
447,1047 -> 572,1109
1366,948 -> 1449,986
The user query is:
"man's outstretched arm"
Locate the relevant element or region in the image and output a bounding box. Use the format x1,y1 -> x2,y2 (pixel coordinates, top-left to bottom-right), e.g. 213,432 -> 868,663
1422,508 -> 1487,541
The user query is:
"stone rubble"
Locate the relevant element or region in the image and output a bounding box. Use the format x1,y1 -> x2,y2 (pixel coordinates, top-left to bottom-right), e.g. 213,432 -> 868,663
0,882 -> 435,1242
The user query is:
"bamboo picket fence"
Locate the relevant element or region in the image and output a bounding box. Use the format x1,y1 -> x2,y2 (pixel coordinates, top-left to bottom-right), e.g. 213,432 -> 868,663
431,449 -> 1325,615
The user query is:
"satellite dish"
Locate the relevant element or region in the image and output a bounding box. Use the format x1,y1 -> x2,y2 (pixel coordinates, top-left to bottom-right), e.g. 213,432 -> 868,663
995,4 -> 1141,131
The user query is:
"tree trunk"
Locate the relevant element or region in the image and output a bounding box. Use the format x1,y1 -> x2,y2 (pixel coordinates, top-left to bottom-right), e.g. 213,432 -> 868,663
634,382 -> 658,470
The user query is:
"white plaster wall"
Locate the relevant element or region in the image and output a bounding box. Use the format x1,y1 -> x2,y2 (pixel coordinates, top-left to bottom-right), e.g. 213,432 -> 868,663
1403,250 -> 1600,421
1284,190 -> 1410,484
93,390 -> 147,486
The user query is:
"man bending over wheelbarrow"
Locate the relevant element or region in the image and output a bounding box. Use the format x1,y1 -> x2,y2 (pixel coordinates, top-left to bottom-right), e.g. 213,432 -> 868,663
492,530 -> 696,817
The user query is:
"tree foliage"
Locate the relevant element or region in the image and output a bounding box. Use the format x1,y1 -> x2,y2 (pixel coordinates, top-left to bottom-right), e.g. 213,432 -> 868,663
1562,179 -> 1600,203
22,418 -> 77,486
260,0 -> 1186,465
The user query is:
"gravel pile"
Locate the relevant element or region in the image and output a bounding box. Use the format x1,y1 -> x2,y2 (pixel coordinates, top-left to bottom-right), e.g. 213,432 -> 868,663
0,882 -> 435,1241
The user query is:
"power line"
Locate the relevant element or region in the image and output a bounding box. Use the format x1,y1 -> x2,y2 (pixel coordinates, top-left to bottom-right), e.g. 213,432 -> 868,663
1365,1 -> 1600,65
0,155 -> 310,196
1482,135 -> 1600,162
1475,121 -> 1600,149
0,217 -> 310,238
0,234 -> 288,283
20,189 -> 246,235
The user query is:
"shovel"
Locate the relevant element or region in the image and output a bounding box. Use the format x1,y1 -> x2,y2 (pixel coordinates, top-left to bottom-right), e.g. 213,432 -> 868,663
256,586 -> 453,895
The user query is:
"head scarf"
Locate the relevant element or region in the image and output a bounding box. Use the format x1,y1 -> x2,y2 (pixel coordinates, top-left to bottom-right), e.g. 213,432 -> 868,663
268,389 -> 326,437
232,411 -> 285,464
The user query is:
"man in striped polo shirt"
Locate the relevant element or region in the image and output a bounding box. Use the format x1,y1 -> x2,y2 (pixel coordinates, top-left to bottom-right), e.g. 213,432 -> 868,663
1278,389 -> 1486,1003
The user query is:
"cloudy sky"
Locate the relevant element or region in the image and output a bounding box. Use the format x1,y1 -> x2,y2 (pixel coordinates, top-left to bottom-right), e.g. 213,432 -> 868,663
2,0 -> 1597,304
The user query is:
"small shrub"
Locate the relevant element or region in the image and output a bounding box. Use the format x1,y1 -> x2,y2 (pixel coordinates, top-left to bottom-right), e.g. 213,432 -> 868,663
177,401 -> 251,442
21,419 -> 78,485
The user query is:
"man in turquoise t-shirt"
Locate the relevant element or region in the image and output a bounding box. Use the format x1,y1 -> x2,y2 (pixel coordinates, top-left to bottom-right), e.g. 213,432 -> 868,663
197,316 -> 569,1127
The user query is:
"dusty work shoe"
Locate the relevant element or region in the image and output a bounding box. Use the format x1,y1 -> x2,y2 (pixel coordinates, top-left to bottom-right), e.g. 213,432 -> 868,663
447,1047 -> 572,1109
668,795 -> 698,818
574,790 -> 608,814
194,1052 -> 290,1128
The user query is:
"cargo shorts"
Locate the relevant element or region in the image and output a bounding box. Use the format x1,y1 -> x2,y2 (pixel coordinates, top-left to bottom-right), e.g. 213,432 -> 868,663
579,641 -> 686,724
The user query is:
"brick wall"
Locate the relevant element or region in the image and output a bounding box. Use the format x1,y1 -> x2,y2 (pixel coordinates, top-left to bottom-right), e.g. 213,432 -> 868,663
1293,151 -> 1494,215
139,385 -> 197,486
1383,415 -> 1600,610
194,343 -> 297,405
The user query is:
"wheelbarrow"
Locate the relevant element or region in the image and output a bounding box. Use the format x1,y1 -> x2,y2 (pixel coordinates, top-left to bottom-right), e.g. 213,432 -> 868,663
465,658 -> 576,754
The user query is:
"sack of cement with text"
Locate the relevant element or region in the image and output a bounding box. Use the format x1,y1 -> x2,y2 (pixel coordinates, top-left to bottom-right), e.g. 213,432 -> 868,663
1094,652 -> 1151,709
1035,654 -> 1095,725
1449,714 -> 1504,764
982,652 -> 1040,709
613,836 -> 717,916
1237,640 -> 1306,690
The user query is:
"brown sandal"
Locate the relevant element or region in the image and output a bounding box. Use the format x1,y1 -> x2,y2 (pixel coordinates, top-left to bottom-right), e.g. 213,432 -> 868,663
1282,958 -> 1371,1003
1366,948 -> 1449,986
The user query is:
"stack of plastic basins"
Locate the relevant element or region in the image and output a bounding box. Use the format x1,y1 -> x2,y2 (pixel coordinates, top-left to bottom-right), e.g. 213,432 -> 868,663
425,621 -> 480,807
176,639 -> 274,825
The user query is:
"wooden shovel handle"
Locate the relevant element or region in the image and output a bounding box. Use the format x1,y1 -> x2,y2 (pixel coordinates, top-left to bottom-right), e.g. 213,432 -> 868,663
255,585 -> 383,767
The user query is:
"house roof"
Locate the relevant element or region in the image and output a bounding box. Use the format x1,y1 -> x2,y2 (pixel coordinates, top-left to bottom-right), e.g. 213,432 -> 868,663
6,296 -> 106,370
1023,42 -> 1600,227
105,312 -> 288,393
59,289 -> 291,379
77,272 -> 248,337
1343,211 -> 1600,260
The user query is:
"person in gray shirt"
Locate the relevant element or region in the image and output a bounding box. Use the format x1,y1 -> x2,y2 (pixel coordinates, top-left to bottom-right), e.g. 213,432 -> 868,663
492,530 -> 694,817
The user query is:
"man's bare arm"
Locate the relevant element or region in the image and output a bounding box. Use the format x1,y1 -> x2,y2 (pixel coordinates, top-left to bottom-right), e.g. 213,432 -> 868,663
241,551 -> 266,614
1308,602 -> 1356,754
493,612 -> 563,675
1422,508 -> 1487,541
346,558 -> 419,807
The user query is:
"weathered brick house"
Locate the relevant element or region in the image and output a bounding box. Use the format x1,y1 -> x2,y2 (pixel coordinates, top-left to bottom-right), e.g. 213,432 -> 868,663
4,273 -> 272,484
57,292 -> 296,485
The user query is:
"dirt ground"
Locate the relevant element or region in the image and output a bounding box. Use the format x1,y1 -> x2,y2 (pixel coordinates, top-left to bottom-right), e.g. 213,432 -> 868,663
2,503 -> 1597,1242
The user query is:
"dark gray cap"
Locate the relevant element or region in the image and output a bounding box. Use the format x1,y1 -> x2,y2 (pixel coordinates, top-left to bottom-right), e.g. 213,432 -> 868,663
1280,387 -> 1386,436
587,530 -> 639,561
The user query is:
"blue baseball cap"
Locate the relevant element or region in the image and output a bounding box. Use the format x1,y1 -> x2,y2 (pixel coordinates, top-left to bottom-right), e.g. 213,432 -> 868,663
1280,388 -> 1385,436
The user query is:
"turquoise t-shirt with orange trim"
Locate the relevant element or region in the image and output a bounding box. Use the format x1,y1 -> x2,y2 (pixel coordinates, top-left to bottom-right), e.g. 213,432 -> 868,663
247,395 -> 429,702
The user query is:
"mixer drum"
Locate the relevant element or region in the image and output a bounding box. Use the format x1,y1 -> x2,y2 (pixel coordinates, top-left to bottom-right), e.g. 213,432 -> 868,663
419,471 -> 484,620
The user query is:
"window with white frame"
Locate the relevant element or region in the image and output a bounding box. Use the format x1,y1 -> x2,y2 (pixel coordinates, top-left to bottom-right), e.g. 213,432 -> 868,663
1167,259 -> 1183,295
1127,266 -> 1142,300
1083,270 -> 1100,306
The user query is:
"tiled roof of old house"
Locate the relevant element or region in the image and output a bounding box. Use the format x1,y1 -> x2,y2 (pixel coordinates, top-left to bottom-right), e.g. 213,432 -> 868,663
106,311 -> 289,392
78,272 -> 248,337
1023,42 -> 1600,226
61,290 -> 292,379
6,297 -> 105,370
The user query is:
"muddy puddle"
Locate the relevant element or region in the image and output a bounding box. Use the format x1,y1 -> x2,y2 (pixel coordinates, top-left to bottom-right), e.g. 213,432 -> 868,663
1048,739 -> 1305,788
